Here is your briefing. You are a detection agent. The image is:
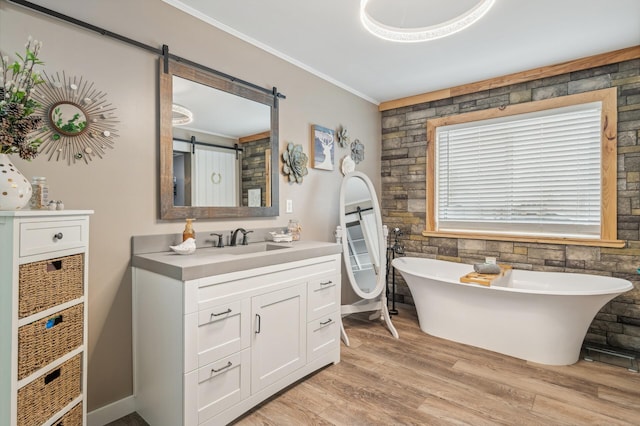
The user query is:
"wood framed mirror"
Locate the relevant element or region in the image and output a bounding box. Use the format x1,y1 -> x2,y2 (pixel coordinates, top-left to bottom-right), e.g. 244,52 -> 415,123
159,58 -> 279,219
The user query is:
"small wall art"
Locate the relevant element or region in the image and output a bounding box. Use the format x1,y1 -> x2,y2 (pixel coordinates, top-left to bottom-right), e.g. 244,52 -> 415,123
311,124 -> 335,170
248,188 -> 261,207
33,70 -> 118,165
341,155 -> 355,176
337,126 -> 349,148
351,138 -> 365,164
282,142 -> 308,184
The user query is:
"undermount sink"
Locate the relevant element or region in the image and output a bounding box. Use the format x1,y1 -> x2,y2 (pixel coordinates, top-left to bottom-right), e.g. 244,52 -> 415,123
221,242 -> 291,255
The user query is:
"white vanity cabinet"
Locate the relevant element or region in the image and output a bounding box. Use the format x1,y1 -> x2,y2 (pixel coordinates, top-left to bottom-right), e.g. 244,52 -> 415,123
0,211 -> 92,426
133,251 -> 341,426
251,283 -> 307,393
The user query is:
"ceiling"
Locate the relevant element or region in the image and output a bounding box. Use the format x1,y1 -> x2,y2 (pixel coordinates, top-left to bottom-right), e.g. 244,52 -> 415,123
162,0 -> 640,105
173,75 -> 270,139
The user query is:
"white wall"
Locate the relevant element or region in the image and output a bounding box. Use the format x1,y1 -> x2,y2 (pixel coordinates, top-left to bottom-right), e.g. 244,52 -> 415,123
0,0 -> 381,410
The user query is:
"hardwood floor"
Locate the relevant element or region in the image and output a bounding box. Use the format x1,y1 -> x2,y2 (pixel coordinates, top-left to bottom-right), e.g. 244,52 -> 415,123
111,307 -> 639,425
233,307 -> 640,425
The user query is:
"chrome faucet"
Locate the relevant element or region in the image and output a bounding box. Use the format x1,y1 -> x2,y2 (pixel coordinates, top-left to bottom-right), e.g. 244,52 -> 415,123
230,228 -> 253,246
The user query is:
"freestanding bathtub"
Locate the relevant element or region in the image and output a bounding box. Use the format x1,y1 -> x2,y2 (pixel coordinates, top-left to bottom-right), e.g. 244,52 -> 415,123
392,257 -> 634,365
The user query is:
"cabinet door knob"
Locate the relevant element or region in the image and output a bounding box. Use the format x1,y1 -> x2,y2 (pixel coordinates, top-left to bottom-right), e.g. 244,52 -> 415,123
53,232 -> 64,240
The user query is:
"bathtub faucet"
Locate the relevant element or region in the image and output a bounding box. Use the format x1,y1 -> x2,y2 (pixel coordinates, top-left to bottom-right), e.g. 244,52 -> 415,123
391,228 -> 405,256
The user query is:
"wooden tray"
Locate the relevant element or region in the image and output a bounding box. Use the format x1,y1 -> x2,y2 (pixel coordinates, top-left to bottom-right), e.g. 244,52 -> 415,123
460,264 -> 512,286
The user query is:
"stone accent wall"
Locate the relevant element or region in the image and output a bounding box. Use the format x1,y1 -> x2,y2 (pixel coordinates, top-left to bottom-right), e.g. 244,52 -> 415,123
381,58 -> 640,354
241,137 -> 269,206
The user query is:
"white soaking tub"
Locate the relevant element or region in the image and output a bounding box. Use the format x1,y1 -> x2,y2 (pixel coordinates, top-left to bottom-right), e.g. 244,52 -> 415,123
392,257 -> 633,365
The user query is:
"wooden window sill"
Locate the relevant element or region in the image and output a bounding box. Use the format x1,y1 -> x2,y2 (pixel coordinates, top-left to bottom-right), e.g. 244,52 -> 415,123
421,230 -> 626,248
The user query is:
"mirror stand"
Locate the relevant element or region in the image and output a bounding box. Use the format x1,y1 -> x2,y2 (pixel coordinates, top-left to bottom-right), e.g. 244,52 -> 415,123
340,226 -> 399,345
338,171 -> 398,346
340,302 -> 399,346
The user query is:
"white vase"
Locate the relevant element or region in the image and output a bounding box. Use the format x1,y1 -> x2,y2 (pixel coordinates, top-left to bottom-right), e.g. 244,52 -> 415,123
0,154 -> 33,210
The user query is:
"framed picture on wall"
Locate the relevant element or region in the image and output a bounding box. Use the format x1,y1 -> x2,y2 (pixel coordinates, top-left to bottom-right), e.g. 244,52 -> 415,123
248,188 -> 261,207
311,124 -> 335,171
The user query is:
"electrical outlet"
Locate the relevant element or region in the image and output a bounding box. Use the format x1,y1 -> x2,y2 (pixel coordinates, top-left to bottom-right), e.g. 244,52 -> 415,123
286,199 -> 293,213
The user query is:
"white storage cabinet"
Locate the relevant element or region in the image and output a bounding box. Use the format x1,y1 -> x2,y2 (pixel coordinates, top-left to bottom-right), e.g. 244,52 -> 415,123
133,253 -> 341,425
0,211 -> 92,426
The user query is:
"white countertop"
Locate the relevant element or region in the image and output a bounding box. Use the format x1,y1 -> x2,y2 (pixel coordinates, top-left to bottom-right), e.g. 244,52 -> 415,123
0,209 -> 94,217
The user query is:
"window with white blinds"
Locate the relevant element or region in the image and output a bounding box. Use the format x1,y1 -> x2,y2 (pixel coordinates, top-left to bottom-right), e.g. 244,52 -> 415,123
435,102 -> 602,239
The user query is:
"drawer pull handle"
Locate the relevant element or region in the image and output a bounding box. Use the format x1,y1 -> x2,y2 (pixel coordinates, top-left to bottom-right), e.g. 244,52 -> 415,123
255,314 -> 261,334
320,280 -> 333,286
320,318 -> 333,326
211,308 -> 232,318
53,232 -> 64,240
44,368 -> 61,385
47,260 -> 63,272
211,361 -> 232,373
45,315 -> 63,329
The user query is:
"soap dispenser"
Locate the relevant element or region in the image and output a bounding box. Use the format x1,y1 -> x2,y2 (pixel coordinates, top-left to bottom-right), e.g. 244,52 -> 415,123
183,218 -> 196,242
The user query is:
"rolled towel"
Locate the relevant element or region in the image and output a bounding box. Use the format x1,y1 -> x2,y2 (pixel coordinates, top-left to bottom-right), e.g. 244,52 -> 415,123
473,263 -> 501,274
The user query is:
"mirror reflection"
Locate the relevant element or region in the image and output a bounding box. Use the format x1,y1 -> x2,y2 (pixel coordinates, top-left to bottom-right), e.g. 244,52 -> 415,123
50,101 -> 88,136
339,171 -> 398,345
344,183 -> 379,293
159,59 -> 279,219
340,172 -> 385,299
172,76 -> 271,208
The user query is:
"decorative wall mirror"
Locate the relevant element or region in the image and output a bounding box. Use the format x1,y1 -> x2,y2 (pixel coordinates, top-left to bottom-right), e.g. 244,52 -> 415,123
159,59 -> 279,219
33,71 -> 118,165
339,171 -> 398,345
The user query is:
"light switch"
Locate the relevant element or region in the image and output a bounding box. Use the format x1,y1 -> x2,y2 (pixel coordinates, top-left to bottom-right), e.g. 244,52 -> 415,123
286,199 -> 293,213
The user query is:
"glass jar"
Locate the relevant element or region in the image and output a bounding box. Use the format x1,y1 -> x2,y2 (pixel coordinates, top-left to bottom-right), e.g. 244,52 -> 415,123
288,219 -> 301,241
30,176 -> 49,209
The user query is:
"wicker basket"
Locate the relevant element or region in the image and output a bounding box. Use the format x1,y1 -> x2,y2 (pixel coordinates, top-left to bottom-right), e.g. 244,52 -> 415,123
18,304 -> 84,380
52,401 -> 83,426
17,354 -> 82,426
19,254 -> 84,319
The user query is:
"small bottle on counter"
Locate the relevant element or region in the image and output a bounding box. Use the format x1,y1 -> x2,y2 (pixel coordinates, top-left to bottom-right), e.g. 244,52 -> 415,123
183,218 -> 196,242
288,219 -> 301,241
30,176 -> 49,209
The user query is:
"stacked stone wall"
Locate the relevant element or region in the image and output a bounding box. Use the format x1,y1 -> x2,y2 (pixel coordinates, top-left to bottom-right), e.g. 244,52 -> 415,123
241,137 -> 269,206
381,58 -> 640,353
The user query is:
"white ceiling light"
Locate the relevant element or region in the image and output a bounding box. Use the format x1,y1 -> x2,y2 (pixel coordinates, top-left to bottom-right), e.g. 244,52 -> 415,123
172,104 -> 193,125
360,0 -> 496,43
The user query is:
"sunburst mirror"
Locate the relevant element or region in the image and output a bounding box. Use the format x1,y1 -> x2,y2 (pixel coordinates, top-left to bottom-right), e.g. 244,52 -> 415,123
32,71 -> 118,165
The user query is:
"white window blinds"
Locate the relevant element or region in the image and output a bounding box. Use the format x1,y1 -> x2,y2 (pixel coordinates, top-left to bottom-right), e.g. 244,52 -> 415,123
435,102 -> 602,238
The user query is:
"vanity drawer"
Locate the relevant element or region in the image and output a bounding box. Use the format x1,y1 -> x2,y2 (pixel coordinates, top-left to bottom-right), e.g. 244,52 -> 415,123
20,219 -> 88,258
185,299 -> 250,371
18,303 -> 84,380
307,313 -> 339,362
307,274 -> 339,321
184,349 -> 250,425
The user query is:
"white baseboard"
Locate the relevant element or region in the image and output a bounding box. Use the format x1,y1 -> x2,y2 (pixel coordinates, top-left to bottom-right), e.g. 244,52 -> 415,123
87,395 -> 136,426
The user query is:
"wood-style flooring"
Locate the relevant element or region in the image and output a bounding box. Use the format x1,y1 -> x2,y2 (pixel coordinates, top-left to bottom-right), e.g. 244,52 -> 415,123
234,307 -> 640,425
111,307 -> 640,425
